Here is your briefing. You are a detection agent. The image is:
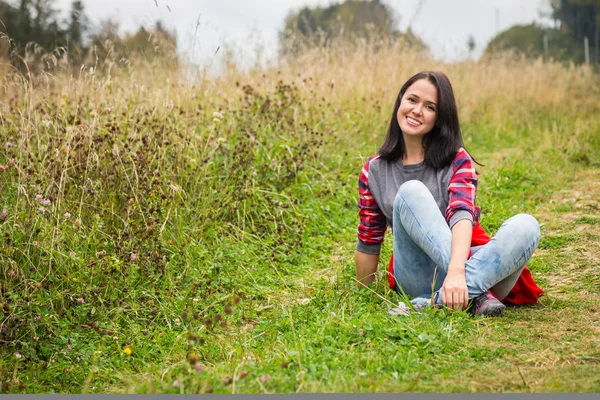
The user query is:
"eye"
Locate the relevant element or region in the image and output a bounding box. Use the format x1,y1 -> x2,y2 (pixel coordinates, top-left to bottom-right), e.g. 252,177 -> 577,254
426,105 -> 436,111
407,97 -> 416,103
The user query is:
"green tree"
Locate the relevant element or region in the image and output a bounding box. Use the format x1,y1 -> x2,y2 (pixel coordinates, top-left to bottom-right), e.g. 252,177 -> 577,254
67,0 -> 86,62
0,0 -> 67,54
279,0 -> 425,57
467,35 -> 476,54
550,0 -> 599,62
123,21 -> 177,62
484,23 -> 582,63
30,0 -> 65,50
89,20 -> 177,68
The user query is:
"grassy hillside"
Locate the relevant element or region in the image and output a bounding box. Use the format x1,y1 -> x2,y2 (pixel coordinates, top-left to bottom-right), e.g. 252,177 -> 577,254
1,42 -> 599,393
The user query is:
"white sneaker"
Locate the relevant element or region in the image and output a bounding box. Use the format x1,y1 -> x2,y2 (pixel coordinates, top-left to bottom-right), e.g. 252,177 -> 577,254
388,301 -> 411,316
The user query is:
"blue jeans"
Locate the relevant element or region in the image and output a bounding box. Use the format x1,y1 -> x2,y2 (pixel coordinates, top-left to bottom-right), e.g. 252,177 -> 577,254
392,180 -> 540,304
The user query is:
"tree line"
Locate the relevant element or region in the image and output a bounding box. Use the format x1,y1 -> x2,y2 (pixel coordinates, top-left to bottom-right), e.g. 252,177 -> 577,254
1,0 -> 597,72
281,0 -> 599,65
485,0 -> 599,64
0,0 -> 177,71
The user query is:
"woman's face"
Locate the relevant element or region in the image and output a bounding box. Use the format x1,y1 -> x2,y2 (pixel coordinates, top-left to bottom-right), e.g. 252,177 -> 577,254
397,79 -> 438,138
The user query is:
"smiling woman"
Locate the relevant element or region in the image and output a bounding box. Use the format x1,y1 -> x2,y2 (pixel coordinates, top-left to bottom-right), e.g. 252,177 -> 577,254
397,79 -> 437,139
355,70 -> 544,316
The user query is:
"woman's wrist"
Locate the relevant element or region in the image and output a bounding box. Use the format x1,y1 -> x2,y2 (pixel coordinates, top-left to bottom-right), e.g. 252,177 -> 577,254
447,261 -> 466,273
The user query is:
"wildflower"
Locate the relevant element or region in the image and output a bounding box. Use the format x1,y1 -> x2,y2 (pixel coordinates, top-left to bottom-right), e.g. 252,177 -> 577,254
188,353 -> 199,365
67,344 -> 72,350
195,363 -> 203,372
35,194 -> 43,202
187,333 -> 197,342
224,304 -> 233,314
6,142 -> 13,147
64,212 -> 71,218
232,295 -> 241,304
15,353 -> 22,359
172,380 -> 179,387
260,374 -> 270,382
297,298 -> 311,305
239,370 -> 248,379
0,165 -> 7,171
77,297 -> 85,304
1,209 -> 7,220
42,199 -> 51,206
8,270 -> 16,276
123,347 -> 132,355
212,111 -> 224,123
130,253 -> 137,261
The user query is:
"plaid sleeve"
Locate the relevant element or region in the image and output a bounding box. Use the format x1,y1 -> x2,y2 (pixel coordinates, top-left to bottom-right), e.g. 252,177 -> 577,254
357,155 -> 387,250
445,148 -> 481,228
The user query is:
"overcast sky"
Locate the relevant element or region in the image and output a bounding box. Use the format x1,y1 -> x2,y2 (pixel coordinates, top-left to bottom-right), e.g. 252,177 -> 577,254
55,0 -> 551,65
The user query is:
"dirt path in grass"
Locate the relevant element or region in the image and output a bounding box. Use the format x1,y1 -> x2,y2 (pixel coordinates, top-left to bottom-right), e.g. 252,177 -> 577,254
487,167 -> 600,392
536,167 -> 600,296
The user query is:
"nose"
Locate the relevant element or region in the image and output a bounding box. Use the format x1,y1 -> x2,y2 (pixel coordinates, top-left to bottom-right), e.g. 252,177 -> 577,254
412,103 -> 422,115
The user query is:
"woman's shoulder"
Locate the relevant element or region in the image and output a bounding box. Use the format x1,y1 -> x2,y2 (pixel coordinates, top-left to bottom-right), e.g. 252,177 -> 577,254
361,153 -> 382,170
451,147 -> 475,168
359,154 -> 382,183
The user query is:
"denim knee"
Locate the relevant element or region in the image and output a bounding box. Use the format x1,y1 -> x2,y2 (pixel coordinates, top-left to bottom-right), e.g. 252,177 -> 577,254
394,180 -> 428,211
511,213 -> 541,246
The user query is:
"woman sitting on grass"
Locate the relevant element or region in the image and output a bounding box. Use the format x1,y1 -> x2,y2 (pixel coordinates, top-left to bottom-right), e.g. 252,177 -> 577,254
355,71 -> 543,316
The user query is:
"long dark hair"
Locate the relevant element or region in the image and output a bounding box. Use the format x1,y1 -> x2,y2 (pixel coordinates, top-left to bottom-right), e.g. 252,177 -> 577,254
379,71 -> 464,169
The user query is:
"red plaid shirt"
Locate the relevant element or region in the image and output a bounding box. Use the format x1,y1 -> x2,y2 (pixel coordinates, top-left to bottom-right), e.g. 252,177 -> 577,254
357,147 -> 481,246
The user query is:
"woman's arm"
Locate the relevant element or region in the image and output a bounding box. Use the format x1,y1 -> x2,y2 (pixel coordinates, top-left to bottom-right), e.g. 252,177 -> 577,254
355,155 -> 386,286
442,219 -> 472,309
355,251 -> 380,286
444,148 -> 480,309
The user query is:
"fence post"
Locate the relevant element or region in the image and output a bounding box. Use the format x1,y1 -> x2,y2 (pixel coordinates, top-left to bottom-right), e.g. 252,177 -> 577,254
584,36 -> 590,65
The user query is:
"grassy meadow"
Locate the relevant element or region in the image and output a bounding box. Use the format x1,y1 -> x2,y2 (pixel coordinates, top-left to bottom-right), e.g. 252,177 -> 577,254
0,42 -> 599,393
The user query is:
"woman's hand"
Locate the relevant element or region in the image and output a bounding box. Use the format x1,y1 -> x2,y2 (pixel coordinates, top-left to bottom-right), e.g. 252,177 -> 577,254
355,251 -> 380,286
445,219 -> 472,310
441,265 -> 468,310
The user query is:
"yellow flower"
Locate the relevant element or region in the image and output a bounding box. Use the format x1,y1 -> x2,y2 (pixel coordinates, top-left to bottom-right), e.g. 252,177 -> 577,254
123,347 -> 132,355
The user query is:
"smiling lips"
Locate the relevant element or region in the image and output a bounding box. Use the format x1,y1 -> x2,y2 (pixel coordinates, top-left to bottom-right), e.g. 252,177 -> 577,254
406,116 -> 422,126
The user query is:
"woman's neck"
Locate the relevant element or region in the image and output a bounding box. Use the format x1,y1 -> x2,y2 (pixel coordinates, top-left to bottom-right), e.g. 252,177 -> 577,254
402,136 -> 425,165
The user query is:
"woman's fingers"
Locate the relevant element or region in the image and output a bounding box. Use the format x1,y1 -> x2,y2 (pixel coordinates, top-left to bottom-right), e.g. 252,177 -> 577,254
462,289 -> 469,310
442,286 -> 469,310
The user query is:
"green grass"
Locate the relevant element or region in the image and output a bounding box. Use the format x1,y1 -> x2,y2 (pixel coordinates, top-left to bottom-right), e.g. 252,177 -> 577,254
1,58 -> 600,393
